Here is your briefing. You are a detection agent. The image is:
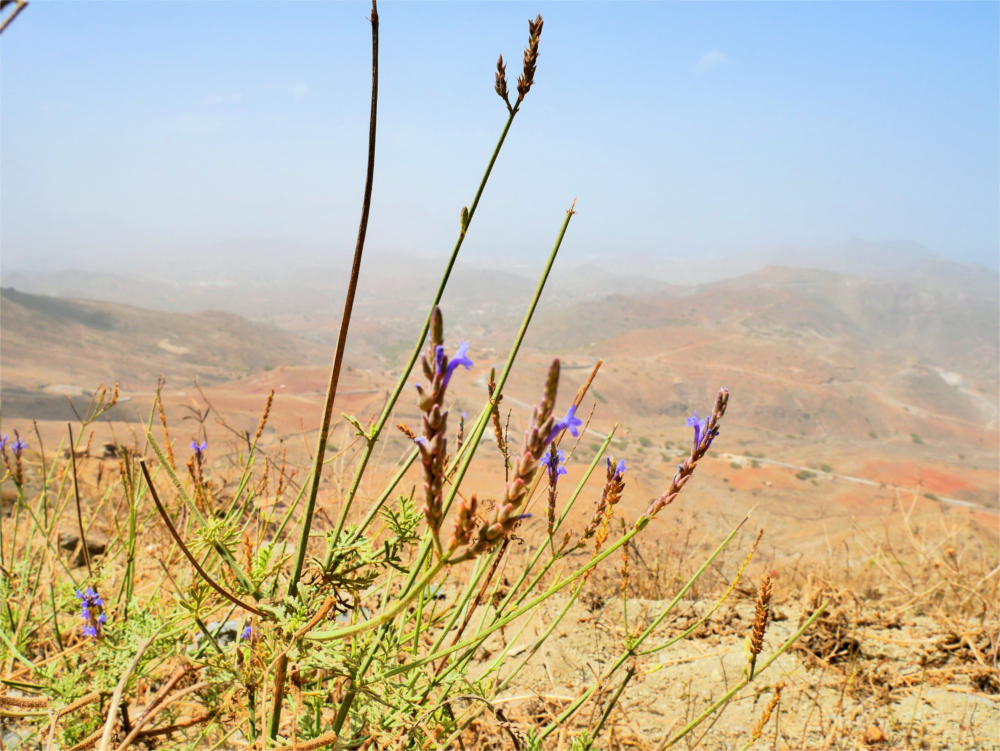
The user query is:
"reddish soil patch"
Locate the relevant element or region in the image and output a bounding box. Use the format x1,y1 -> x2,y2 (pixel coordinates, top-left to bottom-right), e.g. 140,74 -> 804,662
725,463 -> 800,492
861,461 -> 977,496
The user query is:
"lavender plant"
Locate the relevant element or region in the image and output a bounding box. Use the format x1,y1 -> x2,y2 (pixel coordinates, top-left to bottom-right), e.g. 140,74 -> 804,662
0,6 -> 826,751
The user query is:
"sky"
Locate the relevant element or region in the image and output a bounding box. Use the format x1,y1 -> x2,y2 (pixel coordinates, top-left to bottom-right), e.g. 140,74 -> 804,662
2,1 -> 998,274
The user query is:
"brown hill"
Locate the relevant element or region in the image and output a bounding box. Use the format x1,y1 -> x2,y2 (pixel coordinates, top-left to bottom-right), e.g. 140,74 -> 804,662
513,266 -> 998,445
0,287 -> 332,394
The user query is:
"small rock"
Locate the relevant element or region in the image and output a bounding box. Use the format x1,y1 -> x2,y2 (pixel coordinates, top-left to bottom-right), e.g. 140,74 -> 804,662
863,723 -> 887,746
1,488 -> 16,517
195,620 -> 244,649
59,532 -> 107,568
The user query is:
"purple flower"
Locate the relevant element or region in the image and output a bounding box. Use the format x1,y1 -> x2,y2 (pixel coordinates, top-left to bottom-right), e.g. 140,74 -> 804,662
548,405 -> 582,444
75,588 -> 106,638
541,449 -> 568,477
686,411 -> 708,449
241,624 -> 252,641
607,457 -> 626,478
190,440 -> 207,459
0,435 -> 7,451
414,436 -> 429,448
686,410 -> 717,451
442,341 -> 474,389
11,437 -> 26,458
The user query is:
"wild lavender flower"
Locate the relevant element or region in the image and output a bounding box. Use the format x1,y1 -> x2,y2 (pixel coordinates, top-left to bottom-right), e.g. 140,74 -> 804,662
541,447 -> 568,479
414,307 -> 474,544
465,359 -> 561,557
686,410 -> 718,452
543,445 -> 567,538
241,624 -> 253,641
548,404 -> 582,443
7,433 -> 27,485
75,588 -> 106,638
440,342 -> 473,389
640,388 -> 729,523
191,440 -> 207,460
0,435 -> 7,451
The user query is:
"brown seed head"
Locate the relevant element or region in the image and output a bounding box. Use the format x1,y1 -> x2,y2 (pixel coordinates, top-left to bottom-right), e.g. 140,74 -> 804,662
430,305 -> 444,350
750,572 -> 773,657
448,493 -> 479,551
713,387 -> 729,418
750,681 -> 784,742
539,358 -> 560,424
516,15 -> 543,103
254,389 -> 275,443
495,54 -> 510,108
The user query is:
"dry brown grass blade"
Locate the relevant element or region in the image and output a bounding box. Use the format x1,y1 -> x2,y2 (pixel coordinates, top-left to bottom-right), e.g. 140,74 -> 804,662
96,626 -> 164,751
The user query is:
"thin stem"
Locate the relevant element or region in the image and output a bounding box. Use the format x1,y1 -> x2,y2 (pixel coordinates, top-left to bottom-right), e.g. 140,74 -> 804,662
287,0 -> 380,601
139,460 -> 266,617
269,7 -> 379,741
586,666 -> 635,749
328,96 -> 521,547
662,603 -> 829,748
67,424 -> 92,578
0,0 -> 27,35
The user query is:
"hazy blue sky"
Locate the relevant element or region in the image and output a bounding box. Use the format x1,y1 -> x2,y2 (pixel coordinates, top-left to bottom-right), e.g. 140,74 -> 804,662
2,1 -> 998,272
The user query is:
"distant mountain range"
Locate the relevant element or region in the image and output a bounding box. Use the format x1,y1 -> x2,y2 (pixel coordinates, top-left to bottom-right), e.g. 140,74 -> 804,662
3,239 -> 995,326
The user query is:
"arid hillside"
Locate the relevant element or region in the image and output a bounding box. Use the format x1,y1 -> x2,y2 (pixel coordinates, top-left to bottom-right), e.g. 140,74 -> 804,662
0,287 -> 333,422
2,260 -> 997,545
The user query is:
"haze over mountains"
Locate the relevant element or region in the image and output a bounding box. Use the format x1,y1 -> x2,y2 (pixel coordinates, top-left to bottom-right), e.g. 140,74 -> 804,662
2,238 -> 997,524
4,238 -> 996,326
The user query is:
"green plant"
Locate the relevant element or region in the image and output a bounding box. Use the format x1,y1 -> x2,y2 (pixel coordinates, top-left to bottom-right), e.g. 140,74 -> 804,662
0,8 -> 817,750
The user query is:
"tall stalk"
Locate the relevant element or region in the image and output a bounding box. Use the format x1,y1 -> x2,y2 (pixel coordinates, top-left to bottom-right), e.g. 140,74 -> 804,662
327,79 -> 523,547
286,0 -> 380,603
270,1 -> 380,740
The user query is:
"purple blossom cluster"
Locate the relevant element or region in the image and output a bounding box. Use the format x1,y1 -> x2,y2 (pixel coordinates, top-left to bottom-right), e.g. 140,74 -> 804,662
75,588 -> 107,638
548,405 -> 582,444
414,307 -> 476,542
1,434 -> 27,458
541,447 -> 568,481
686,409 -> 718,452
191,440 -> 207,460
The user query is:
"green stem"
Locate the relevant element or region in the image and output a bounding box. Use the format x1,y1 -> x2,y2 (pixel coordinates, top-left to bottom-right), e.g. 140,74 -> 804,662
347,449 -> 418,546
535,516 -> 752,740
661,603 -> 829,748
320,514 -> 639,654
309,561 -> 446,643
585,665 -> 635,750
395,203 -> 577,603
328,107 -> 520,548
